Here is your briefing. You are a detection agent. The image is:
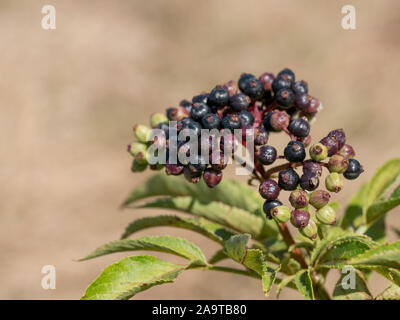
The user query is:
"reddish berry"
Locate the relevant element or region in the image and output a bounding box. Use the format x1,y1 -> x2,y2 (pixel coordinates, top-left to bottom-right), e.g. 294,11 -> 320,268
203,168 -> 223,188
290,209 -> 310,228
259,179 -> 280,200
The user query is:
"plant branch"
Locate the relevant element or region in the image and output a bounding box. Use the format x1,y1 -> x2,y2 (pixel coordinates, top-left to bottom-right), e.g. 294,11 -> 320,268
206,265 -> 260,279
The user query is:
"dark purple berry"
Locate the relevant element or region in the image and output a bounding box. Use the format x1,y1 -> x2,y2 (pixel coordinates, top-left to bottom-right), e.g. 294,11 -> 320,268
292,80 -> 308,94
328,129 -> 346,150
294,93 -> 309,110
269,111 -> 290,131
300,172 -> 320,191
220,132 -> 238,153
290,209 -> 310,228
179,120 -> 202,138
302,96 -> 320,115
210,151 -> 228,171
223,80 -> 237,97
338,144 -> 356,159
179,99 -> 192,112
284,141 -> 306,163
243,79 -> 264,100
208,86 -> 229,108
203,168 -> 223,188
320,136 -> 339,156
192,93 -> 209,104
238,110 -> 254,127
187,155 -> 207,174
288,118 -> 310,138
230,93 -> 251,111
259,72 -> 275,91
303,160 -> 323,177
254,126 -> 269,145
166,107 -> 189,121
201,113 -> 221,130
256,145 -> 277,165
263,200 -> 283,219
277,68 -> 295,83
221,114 -> 242,130
190,102 -> 209,121
343,158 -> 363,180
259,179 -> 280,200
165,163 -> 184,176
278,168 -> 299,191
238,73 -> 256,92
276,88 -> 295,109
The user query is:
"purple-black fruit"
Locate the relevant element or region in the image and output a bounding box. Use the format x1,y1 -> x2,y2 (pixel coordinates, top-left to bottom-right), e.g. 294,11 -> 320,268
300,172 -> 320,191
230,93 -> 251,111
284,141 -> 306,163
190,102 -> 210,121
290,209 -> 310,228
288,118 -> 310,138
208,86 -> 230,108
256,145 -> 277,165
276,88 -> 295,109
303,160 -> 323,177
343,158 -> 363,180
278,168 -> 300,191
259,179 -> 280,200
203,168 -> 223,188
263,200 -> 282,220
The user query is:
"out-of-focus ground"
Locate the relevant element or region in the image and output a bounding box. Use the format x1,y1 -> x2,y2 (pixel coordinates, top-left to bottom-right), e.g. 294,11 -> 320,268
0,0 -> 399,300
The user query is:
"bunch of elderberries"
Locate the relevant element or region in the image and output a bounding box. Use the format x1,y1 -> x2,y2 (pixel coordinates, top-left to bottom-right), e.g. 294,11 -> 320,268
127,68 -> 363,239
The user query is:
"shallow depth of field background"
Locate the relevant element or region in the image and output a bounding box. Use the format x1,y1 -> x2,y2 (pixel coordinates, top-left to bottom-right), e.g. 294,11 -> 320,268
0,0 -> 399,299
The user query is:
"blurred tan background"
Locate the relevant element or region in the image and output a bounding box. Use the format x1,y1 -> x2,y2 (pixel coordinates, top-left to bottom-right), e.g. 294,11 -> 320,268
0,0 -> 399,300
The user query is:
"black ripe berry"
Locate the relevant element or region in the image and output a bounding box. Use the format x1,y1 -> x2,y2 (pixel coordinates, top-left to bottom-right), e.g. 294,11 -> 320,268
259,179 -> 280,200
183,166 -> 202,184
284,141 -> 306,163
230,93 -> 251,111
277,68 -> 295,83
190,102 -> 209,121
208,86 -> 229,108
292,80 -> 308,94
221,114 -> 242,130
288,118 -> 310,138
203,168 -> 223,188
272,76 -> 292,94
179,120 -> 202,138
300,172 -> 320,191
192,93 -> 209,104
264,111 -> 289,132
276,88 -> 295,109
278,168 -> 300,191
343,158 -> 363,180
238,110 -> 254,127
320,136 -> 339,156
243,79 -> 265,100
263,200 -> 283,219
303,96 -> 320,116
187,155 -> 207,174
201,113 -> 221,130
238,73 -> 256,92
210,151 -> 228,171
328,129 -> 346,150
165,163 -> 184,176
256,145 -> 277,165
254,126 -> 269,145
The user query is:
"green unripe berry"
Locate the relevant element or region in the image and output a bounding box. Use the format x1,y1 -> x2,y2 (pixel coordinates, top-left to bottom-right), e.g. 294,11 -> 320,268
309,190 -> 331,209
134,124 -> 151,143
270,205 -> 291,223
150,113 -> 168,128
316,205 -> 337,225
328,154 -> 349,173
131,159 -> 148,172
289,190 -> 309,209
300,220 -> 318,240
309,143 -> 328,161
135,150 -> 148,165
127,142 -> 147,157
325,172 -> 344,193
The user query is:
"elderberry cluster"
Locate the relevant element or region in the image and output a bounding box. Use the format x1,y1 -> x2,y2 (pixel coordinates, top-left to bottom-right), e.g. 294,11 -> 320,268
127,68 -> 363,239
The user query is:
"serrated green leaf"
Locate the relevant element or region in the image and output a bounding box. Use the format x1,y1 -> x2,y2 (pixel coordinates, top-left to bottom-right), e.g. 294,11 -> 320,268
366,197 -> 400,225
80,236 -> 207,266
276,275 -> 296,298
348,240 -> 400,269
365,216 -> 386,243
121,215 -> 234,243
81,255 -> 186,300
223,234 -> 250,262
365,159 -> 400,212
375,284 -> 400,300
122,173 -> 265,216
333,269 -> 372,300
280,255 -> 301,275
137,197 -> 275,240
294,269 -> 314,300
242,249 -> 278,298
313,235 -> 375,269
209,249 -> 228,264
341,183 -> 368,229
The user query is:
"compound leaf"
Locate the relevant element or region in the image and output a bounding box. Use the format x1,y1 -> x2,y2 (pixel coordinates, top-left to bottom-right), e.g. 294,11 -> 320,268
81,255 -> 186,300
294,269 -> 314,300
223,234 -> 250,263
80,236 -> 207,267
366,197 -> 400,225
121,215 -> 234,244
